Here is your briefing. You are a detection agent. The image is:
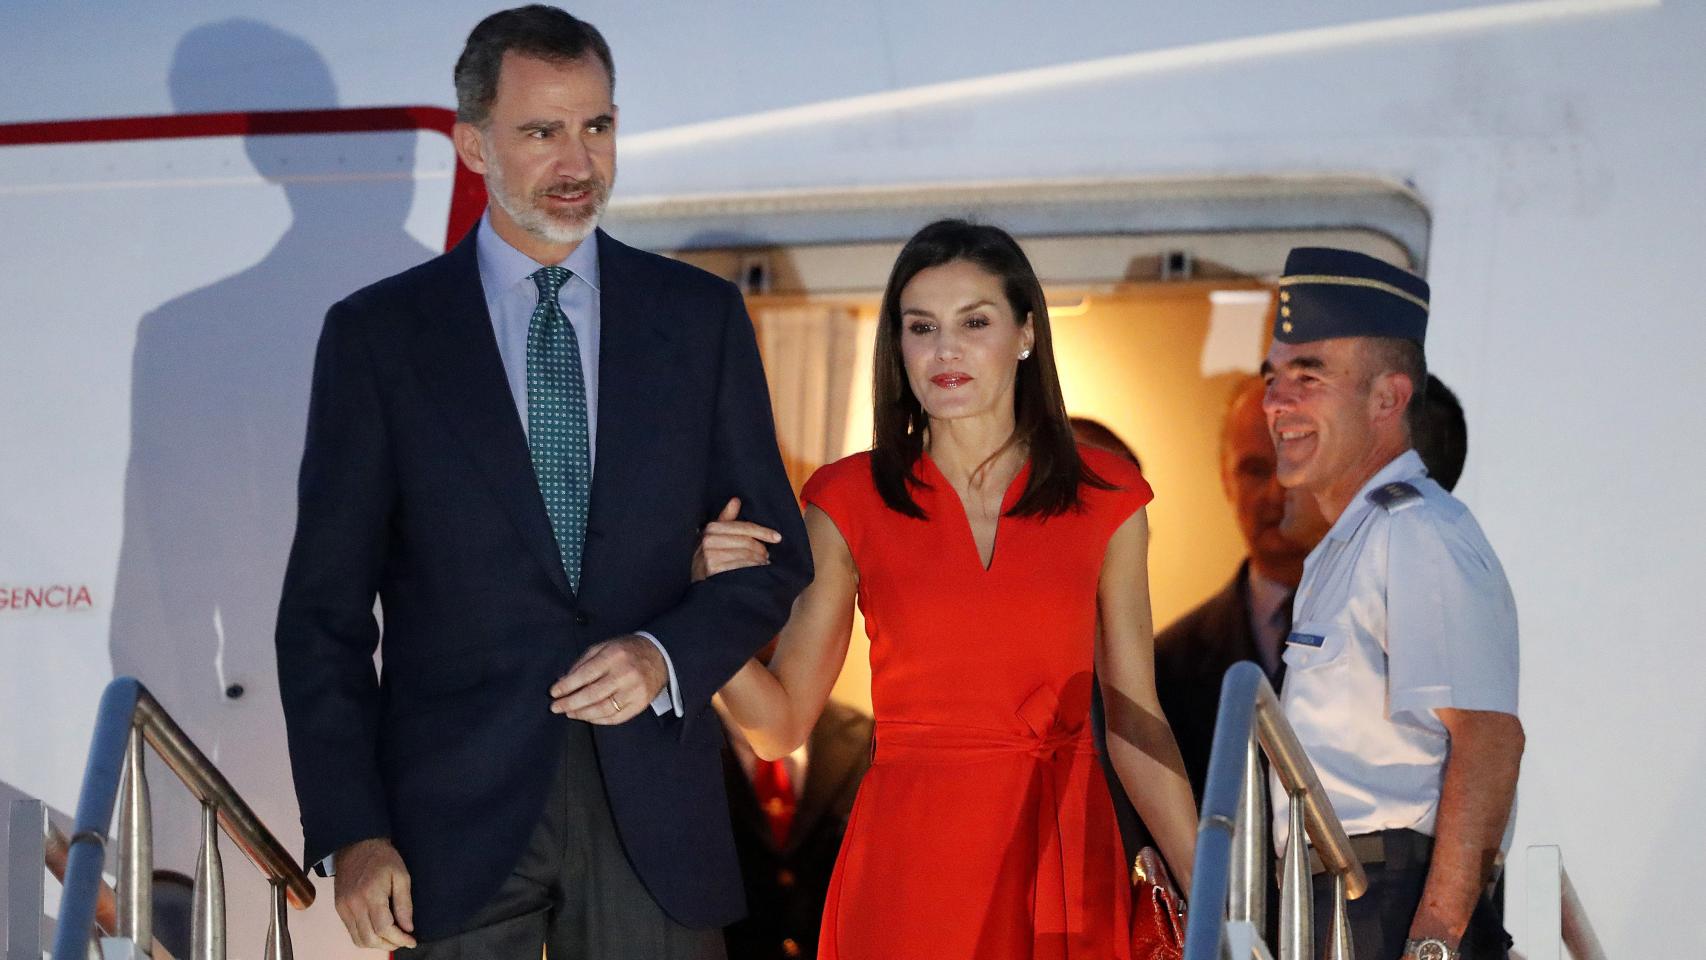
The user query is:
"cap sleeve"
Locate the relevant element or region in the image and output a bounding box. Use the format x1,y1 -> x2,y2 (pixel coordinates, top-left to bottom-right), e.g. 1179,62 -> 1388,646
1079,444 -> 1154,529
800,453 -> 870,556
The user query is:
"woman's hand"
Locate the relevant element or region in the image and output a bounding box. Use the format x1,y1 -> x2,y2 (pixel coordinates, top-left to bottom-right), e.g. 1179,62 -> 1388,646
692,497 -> 783,582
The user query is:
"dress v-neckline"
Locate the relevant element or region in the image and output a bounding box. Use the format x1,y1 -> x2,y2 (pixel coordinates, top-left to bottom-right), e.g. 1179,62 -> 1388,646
921,451 -> 1030,573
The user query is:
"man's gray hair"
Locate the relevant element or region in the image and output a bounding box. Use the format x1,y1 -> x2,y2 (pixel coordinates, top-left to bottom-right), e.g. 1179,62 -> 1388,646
454,5 -> 615,126
1361,337 -> 1428,437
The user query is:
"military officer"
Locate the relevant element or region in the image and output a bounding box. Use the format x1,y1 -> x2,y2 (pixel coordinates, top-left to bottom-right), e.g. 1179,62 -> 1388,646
1262,248 -> 1523,960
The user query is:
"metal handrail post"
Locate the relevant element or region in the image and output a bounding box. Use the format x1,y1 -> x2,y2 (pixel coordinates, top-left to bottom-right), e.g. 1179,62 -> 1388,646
1184,663 -> 1369,960
1278,797 -> 1311,960
191,802 -> 226,960
262,881 -> 294,960
131,689 -> 313,909
1327,872 -> 1355,960
1183,667 -> 1259,960
115,724 -> 153,949
51,678 -> 315,960
1228,731 -> 1267,932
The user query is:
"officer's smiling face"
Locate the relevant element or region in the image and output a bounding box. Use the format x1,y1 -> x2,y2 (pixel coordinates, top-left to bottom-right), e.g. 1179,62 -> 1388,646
1261,337 -> 1378,499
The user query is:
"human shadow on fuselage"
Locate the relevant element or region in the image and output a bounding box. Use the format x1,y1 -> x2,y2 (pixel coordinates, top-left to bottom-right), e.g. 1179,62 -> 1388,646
106,17 -> 436,953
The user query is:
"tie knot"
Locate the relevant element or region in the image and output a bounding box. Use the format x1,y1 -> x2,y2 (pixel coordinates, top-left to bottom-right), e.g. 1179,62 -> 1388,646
532,266 -> 572,299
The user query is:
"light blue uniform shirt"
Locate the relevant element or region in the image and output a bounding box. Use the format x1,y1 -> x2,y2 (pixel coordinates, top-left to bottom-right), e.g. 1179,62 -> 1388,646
1274,450 -> 1519,852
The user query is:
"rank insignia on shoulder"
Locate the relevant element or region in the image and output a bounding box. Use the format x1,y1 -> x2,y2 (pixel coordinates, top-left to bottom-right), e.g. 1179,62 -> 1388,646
1367,481 -> 1423,511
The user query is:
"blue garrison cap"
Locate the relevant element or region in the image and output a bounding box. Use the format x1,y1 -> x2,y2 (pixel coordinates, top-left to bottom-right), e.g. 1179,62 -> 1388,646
1274,247 -> 1429,345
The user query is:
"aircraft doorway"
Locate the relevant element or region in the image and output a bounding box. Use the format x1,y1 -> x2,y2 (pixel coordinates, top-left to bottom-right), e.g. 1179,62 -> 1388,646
624,178 -> 1426,709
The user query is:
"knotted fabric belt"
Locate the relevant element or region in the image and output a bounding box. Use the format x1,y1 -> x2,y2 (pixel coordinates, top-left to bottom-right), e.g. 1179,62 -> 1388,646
874,695 -> 1111,959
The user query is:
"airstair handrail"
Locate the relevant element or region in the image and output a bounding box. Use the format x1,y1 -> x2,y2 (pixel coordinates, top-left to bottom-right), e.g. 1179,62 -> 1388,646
1559,864 -> 1607,960
1184,661 -> 1368,960
51,677 -> 313,959
1523,844 -> 1608,960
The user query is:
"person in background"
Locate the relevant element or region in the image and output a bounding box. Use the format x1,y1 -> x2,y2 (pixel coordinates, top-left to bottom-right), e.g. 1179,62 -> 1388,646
719,691 -> 873,960
151,869 -> 195,959
1153,377 -> 1321,803
693,523 -> 874,960
1070,416 -> 1143,472
1412,373 -> 1468,492
1263,247 -> 1521,960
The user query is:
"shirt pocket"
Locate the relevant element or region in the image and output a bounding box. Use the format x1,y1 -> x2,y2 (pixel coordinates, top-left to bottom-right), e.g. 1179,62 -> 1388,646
1281,621 -> 1350,673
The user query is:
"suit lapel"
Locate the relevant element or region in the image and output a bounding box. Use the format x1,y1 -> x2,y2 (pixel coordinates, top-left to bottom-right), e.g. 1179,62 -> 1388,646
407,232 -> 575,602
582,231 -> 675,589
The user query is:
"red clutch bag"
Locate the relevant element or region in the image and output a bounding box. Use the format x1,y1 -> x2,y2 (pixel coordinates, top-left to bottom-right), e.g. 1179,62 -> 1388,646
1130,847 -> 1187,960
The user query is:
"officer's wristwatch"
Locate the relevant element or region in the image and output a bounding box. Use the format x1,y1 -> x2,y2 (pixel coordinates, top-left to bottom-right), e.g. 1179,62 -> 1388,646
1403,938 -> 1457,960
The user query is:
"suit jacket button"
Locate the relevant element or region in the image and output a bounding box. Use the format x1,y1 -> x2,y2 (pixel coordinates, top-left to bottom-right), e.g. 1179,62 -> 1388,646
574,610 -> 591,626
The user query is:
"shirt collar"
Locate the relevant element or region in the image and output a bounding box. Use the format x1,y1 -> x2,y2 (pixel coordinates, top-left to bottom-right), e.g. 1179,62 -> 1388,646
475,213 -> 602,295
1323,448 -> 1427,541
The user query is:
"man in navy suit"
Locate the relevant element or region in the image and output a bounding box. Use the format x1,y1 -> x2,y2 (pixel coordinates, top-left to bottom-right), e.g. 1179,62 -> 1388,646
274,7 -> 810,957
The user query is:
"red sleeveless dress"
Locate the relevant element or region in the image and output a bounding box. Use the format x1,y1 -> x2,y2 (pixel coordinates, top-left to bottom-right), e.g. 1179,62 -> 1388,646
804,444 -> 1152,960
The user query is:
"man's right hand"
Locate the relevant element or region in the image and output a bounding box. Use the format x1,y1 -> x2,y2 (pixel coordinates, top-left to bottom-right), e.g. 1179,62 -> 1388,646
332,838 -> 417,950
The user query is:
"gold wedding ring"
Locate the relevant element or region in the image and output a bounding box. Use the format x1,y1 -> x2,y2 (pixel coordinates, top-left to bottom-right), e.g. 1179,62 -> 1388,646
609,695 -> 623,713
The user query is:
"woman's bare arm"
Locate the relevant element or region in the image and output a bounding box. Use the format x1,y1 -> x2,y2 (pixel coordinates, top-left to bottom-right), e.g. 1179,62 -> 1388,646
713,505 -> 858,759
1096,507 -> 1199,889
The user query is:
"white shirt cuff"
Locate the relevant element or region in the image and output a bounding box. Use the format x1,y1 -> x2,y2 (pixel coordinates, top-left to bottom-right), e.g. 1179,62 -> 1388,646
319,854 -> 336,876
635,630 -> 683,717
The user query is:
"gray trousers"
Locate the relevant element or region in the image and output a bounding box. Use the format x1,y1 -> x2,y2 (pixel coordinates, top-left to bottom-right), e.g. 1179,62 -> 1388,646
401,722 -> 725,960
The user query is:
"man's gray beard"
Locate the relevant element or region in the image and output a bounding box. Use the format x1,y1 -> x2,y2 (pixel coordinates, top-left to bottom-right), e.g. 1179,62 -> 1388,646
487,157 -> 606,248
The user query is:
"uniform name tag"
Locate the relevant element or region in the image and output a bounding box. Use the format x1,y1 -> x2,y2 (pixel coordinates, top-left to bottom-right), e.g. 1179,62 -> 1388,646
1286,632 -> 1326,648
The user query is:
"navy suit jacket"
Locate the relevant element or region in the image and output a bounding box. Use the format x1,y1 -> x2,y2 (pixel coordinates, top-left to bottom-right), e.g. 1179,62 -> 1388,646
275,228 -> 811,939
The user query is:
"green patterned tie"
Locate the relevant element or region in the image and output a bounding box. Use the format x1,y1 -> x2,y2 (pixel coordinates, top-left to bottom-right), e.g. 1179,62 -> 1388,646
527,266 -> 591,589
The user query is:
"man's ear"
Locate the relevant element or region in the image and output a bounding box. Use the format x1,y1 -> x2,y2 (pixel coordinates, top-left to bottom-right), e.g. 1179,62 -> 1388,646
1369,371 -> 1414,427
452,122 -> 489,176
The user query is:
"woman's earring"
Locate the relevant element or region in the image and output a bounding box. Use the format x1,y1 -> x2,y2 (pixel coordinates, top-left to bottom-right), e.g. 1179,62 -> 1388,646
1018,349 -> 1032,360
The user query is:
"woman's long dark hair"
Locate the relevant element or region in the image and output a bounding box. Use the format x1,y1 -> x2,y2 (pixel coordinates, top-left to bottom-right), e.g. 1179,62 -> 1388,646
870,219 -> 1109,519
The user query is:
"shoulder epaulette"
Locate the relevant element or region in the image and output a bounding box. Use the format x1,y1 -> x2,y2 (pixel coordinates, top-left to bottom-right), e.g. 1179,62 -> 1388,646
1367,481 -> 1423,512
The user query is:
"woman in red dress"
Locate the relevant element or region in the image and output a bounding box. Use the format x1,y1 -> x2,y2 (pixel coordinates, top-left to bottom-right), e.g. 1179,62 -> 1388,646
707,220 -> 1198,958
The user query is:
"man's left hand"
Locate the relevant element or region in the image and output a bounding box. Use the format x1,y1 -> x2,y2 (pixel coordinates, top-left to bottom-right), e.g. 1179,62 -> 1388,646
550,634 -> 667,724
